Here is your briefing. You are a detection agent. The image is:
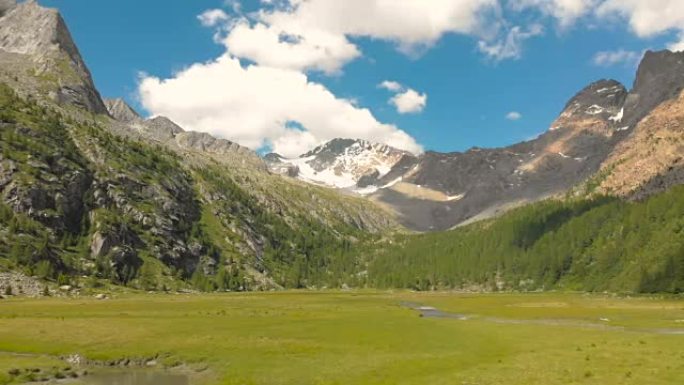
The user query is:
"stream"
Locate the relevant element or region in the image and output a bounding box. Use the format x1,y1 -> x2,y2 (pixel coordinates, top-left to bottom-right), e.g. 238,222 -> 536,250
401,301 -> 684,335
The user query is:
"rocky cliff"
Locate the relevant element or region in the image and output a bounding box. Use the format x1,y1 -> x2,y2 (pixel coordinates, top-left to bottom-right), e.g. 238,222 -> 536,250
0,0 -> 108,114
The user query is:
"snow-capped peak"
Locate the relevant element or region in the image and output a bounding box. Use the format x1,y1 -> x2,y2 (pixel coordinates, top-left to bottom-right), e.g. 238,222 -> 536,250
266,138 -> 410,192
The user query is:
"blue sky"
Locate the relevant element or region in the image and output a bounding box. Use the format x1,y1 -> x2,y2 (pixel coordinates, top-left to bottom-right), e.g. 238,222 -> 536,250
42,0 -> 682,156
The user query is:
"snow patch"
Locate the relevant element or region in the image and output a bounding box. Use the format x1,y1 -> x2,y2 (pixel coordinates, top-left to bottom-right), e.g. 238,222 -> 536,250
609,108 -> 624,123
596,86 -> 621,94
585,105 -> 605,115
277,139 -> 408,190
289,156 -> 358,188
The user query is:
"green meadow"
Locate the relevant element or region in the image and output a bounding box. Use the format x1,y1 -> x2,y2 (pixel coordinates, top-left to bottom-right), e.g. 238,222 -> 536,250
0,292 -> 683,385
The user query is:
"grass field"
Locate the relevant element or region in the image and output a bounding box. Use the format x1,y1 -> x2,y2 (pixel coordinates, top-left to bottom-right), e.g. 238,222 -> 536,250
0,292 -> 683,385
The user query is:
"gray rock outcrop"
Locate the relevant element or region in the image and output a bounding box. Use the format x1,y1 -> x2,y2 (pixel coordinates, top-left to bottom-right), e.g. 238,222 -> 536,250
0,1 -> 108,114
105,98 -> 142,124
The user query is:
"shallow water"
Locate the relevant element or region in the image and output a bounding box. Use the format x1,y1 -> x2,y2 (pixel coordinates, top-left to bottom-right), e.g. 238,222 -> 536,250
401,301 -> 684,335
82,370 -> 189,385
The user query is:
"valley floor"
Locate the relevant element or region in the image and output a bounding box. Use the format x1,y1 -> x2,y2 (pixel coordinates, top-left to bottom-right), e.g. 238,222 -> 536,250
0,292 -> 683,385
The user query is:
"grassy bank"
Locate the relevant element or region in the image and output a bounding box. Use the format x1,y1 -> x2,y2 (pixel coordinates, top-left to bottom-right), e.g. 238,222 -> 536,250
0,292 -> 683,384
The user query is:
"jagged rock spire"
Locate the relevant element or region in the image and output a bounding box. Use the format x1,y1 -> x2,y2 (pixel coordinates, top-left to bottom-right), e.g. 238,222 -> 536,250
0,0 -> 108,114
104,98 -> 142,124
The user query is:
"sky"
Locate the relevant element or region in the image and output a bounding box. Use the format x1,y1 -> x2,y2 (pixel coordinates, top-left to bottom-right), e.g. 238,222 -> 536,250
41,0 -> 684,157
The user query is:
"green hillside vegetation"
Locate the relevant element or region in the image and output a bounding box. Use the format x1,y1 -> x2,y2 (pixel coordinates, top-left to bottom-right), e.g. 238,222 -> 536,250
0,83 -> 378,291
3,81 -> 684,294
366,187 -> 684,293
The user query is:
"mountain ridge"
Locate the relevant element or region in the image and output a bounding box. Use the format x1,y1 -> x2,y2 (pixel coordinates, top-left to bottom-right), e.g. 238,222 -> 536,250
275,54 -> 684,231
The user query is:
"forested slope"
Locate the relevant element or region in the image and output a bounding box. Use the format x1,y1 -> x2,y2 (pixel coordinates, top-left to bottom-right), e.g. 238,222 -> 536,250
365,187 -> 684,293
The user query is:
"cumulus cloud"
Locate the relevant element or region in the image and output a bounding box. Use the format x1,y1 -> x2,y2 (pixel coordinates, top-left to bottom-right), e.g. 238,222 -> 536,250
219,0 -> 500,73
379,81 -> 428,114
596,0 -> 684,38
197,9 -> 229,27
509,0 -> 596,28
478,24 -> 544,61
506,111 -> 523,120
378,80 -> 403,92
391,89 -> 428,114
592,49 -> 641,66
223,21 -> 361,74
596,0 -> 684,52
138,55 -> 422,157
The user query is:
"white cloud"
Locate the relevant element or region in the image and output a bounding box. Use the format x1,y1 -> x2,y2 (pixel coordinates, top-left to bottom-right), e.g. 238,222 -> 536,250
596,0 -> 684,38
390,89 -> 428,114
379,81 -> 428,114
506,111 -> 523,120
509,0 -> 596,28
596,0 -> 684,52
197,9 -> 229,27
378,80 -> 403,92
223,21 -> 361,74
478,24 -> 544,61
218,0 -> 500,73
138,55 -> 422,158
592,49 -> 641,66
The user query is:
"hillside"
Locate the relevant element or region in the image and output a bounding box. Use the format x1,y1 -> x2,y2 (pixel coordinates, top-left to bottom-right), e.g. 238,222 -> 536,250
0,1 -> 397,291
363,185 -> 684,293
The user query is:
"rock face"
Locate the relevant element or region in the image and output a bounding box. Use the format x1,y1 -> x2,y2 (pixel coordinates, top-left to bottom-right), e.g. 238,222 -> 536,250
104,98 -> 142,124
101,100 -> 266,169
142,116 -> 184,141
0,1 -> 108,114
622,50 -> 684,127
598,87 -> 684,198
591,50 -> 684,199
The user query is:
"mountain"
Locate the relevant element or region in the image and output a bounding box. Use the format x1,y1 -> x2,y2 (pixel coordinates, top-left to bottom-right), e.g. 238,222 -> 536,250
265,138 -> 412,192
0,2 -> 397,291
276,79 -> 629,230
281,52 -> 684,232
367,78 -> 630,231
